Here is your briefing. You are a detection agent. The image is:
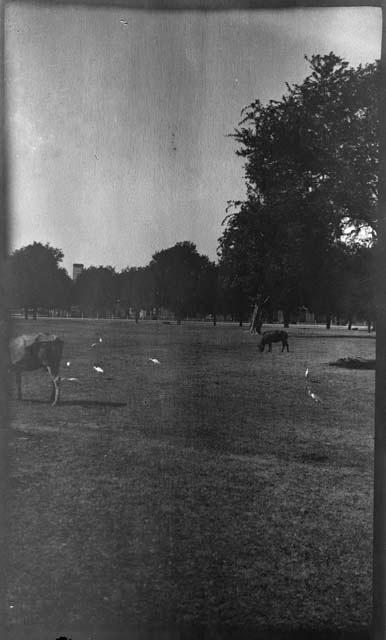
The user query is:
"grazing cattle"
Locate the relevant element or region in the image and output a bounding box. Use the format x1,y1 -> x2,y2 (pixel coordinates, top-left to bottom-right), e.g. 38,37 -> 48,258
10,333 -> 64,405
259,330 -> 289,353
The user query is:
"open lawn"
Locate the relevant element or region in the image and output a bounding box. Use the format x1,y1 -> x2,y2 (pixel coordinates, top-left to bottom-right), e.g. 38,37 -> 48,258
6,320 -> 376,640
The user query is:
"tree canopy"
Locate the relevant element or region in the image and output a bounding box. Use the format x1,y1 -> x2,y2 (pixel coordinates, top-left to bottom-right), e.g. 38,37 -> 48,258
118,266 -> 156,319
74,266 -> 119,317
7,242 -> 73,318
150,241 -> 217,323
218,53 -> 378,324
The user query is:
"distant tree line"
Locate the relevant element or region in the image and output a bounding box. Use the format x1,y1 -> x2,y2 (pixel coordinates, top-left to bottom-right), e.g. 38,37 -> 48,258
6,235 -> 376,329
6,241 -> 222,324
6,53 -> 379,329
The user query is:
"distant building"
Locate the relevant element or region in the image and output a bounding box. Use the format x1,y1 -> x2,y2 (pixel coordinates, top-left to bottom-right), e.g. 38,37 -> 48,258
72,263 -> 84,281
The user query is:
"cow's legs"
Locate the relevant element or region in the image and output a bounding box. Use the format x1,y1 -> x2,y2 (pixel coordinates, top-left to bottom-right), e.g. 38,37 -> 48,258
15,369 -> 22,400
47,366 -> 60,406
281,340 -> 289,352
268,343 -> 272,352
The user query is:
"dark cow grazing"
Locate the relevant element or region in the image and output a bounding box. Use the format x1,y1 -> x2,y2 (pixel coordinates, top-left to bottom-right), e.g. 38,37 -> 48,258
10,333 -> 64,405
259,330 -> 289,353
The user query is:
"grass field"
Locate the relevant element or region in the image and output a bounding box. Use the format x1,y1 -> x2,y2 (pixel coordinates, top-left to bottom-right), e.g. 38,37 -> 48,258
6,320 -> 376,640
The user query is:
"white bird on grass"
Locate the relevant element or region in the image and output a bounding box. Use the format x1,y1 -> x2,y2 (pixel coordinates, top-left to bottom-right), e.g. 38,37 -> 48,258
93,365 -> 104,374
305,367 -> 322,403
305,367 -> 320,383
308,389 -> 322,403
148,358 -> 160,365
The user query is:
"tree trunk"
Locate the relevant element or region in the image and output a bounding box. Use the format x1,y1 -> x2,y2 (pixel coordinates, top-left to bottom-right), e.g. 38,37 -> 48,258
213,313 -> 217,327
283,310 -> 290,329
348,317 -> 353,330
249,294 -> 268,334
326,313 -> 331,330
24,307 -> 28,320
250,310 -> 263,334
32,308 -> 37,320
368,319 -> 372,333
249,301 -> 259,333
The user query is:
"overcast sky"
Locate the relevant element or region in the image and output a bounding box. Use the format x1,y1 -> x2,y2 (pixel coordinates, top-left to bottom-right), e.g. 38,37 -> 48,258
5,4 -> 382,275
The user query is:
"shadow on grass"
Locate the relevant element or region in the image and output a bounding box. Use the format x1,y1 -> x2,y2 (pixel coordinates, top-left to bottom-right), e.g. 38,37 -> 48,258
329,357 -> 375,370
21,399 -> 127,408
293,333 -> 375,340
5,625 -> 372,640
174,628 -> 371,640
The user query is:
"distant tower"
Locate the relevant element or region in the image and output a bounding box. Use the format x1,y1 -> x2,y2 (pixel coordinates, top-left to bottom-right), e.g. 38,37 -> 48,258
72,263 -> 84,281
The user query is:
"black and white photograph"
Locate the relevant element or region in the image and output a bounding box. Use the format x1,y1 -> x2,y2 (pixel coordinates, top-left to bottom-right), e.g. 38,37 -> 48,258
2,1 -> 385,639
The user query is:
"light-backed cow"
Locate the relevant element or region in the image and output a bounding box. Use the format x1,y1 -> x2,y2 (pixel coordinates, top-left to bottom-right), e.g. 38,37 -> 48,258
10,333 -> 64,405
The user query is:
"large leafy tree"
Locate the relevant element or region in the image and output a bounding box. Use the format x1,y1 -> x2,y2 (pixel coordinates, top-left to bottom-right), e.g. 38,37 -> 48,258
193,257 -> 219,322
74,266 -> 119,317
150,241 -> 216,323
335,245 -> 376,330
219,53 -> 379,325
219,198 -> 305,325
8,242 -> 72,318
51,267 -> 74,315
119,266 -> 156,319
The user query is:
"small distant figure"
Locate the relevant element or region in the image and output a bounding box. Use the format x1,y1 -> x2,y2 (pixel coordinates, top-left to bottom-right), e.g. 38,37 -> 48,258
10,333 -> 64,405
259,330 -> 289,353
